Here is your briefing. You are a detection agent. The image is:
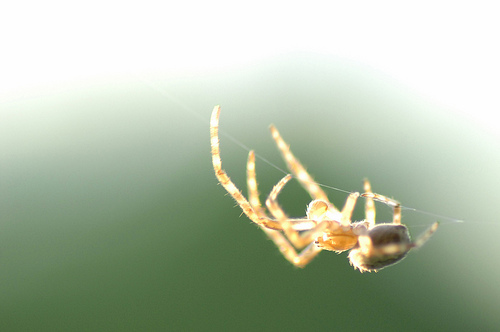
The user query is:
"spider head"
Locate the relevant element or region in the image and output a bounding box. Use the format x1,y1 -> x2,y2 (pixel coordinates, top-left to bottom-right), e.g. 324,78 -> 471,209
348,224 -> 412,272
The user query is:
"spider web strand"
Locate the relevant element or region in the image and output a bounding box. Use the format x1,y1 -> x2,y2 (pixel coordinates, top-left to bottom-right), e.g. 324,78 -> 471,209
138,76 -> 465,226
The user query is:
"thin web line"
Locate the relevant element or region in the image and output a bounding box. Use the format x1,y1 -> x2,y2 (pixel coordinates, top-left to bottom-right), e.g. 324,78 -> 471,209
138,75 -> 465,225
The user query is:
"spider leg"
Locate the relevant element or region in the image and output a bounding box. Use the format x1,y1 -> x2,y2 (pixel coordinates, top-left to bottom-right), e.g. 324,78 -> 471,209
210,106 -> 281,230
413,221 -> 439,248
246,150 -> 267,217
265,173 -> 340,249
246,150 -> 323,267
269,124 -> 338,211
363,179 -> 376,227
247,151 -> 316,230
360,191 -> 401,224
340,192 -> 360,227
287,242 -> 324,268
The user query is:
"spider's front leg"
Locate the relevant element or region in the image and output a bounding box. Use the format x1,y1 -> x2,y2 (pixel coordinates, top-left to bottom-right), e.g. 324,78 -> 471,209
269,124 -> 337,209
210,106 -> 282,230
246,150 -> 327,268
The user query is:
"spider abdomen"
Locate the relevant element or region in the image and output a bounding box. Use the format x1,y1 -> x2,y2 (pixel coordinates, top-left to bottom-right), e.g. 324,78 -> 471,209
369,224 -> 411,246
348,224 -> 412,272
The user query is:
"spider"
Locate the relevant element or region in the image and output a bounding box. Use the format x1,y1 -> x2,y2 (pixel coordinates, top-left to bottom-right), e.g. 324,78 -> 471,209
210,106 -> 439,272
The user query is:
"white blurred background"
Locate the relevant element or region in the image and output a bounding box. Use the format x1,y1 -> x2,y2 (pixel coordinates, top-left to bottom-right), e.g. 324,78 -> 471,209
2,1 -> 499,135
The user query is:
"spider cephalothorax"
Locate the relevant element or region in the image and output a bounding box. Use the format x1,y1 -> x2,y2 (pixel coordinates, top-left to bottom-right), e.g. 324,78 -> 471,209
210,106 -> 438,272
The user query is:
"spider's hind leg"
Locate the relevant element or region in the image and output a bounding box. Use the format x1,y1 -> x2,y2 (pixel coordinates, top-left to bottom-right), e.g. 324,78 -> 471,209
360,190 -> 401,225
413,221 -> 440,248
363,179 -> 376,227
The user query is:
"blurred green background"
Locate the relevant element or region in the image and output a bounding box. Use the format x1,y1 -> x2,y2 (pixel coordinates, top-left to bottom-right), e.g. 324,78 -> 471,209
1,54 -> 499,331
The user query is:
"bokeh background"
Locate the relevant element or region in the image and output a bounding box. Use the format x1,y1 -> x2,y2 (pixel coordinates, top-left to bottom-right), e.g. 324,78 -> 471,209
1,1 -> 499,331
